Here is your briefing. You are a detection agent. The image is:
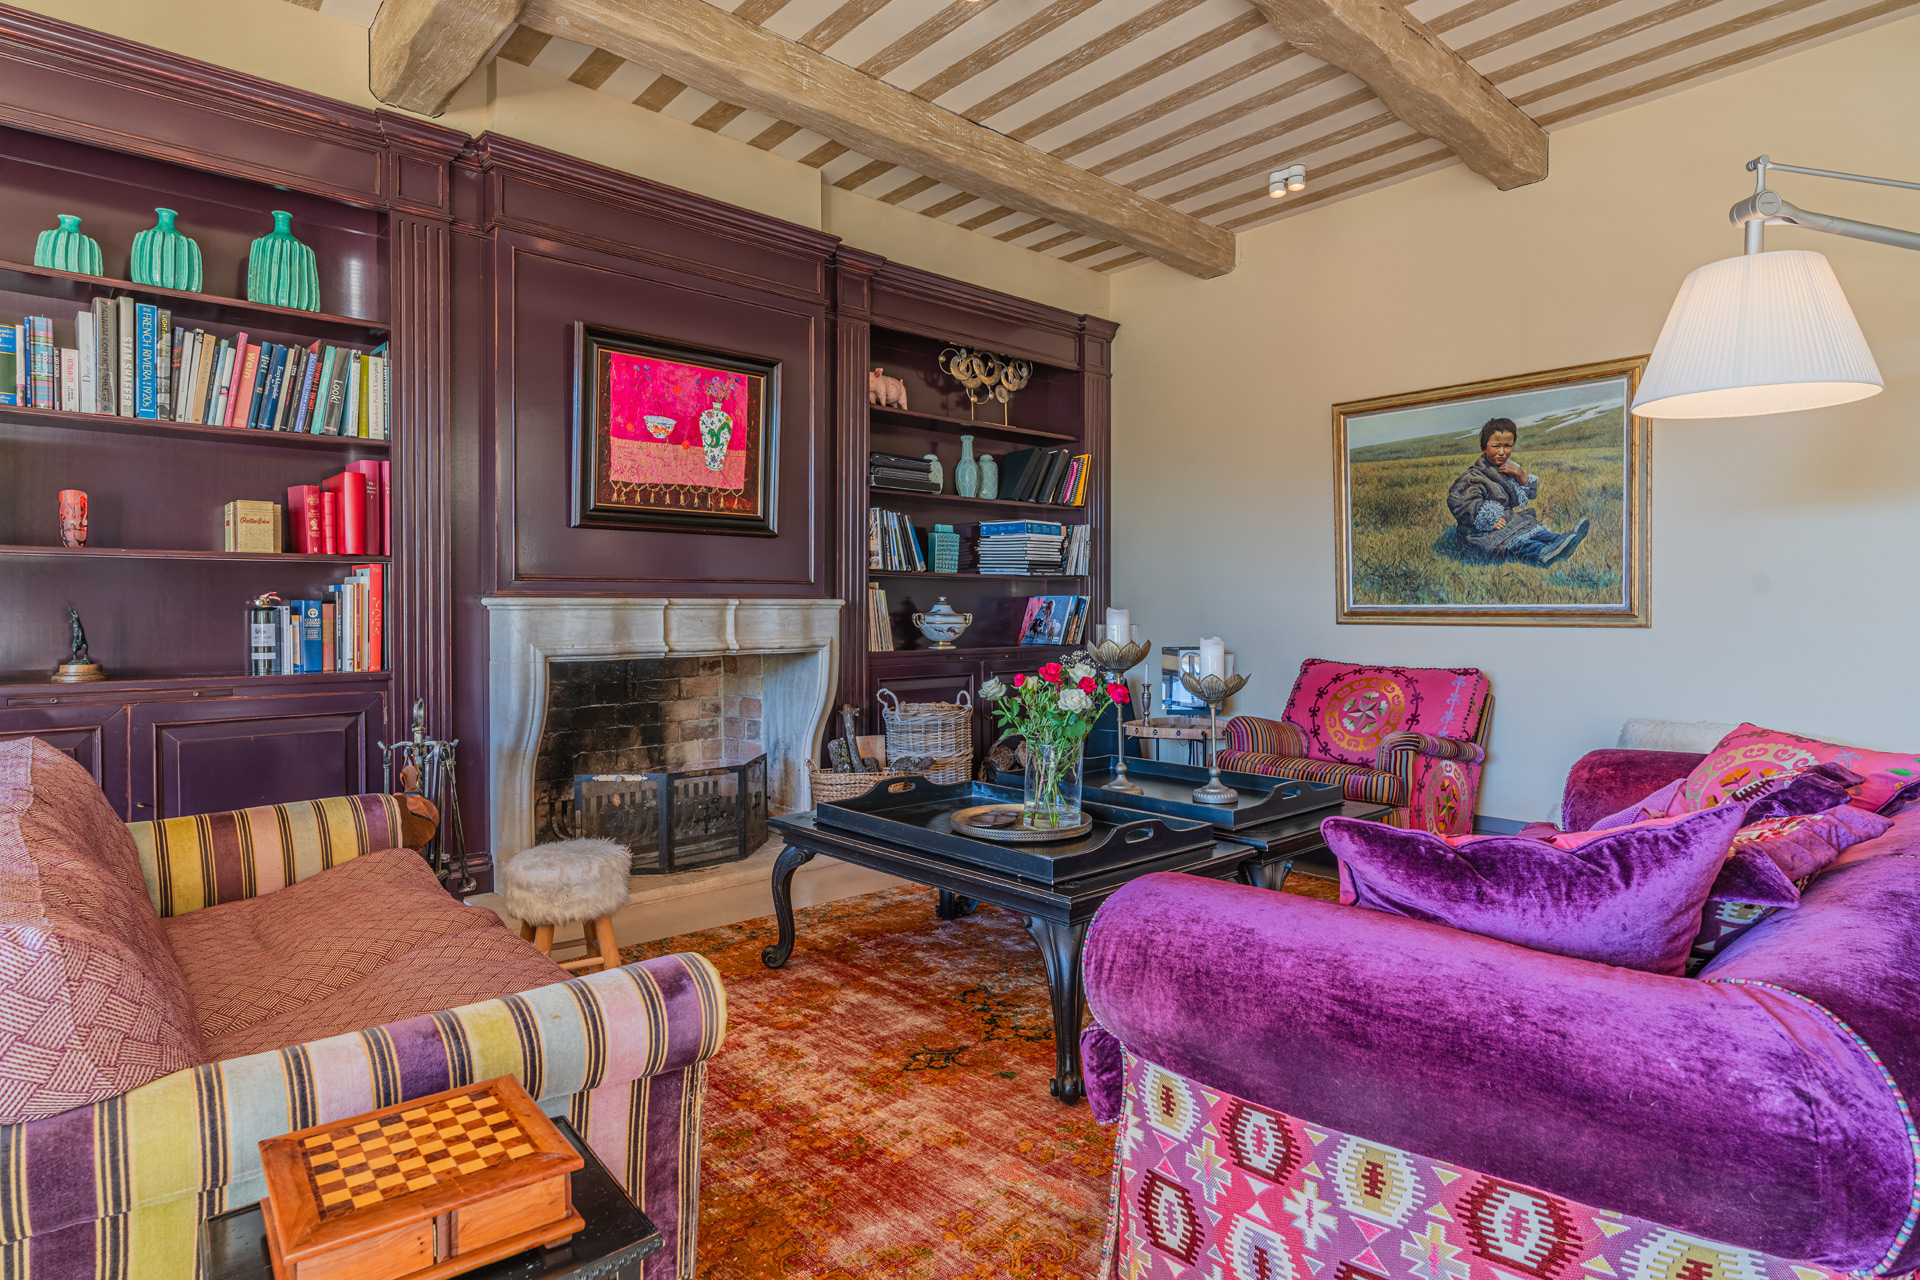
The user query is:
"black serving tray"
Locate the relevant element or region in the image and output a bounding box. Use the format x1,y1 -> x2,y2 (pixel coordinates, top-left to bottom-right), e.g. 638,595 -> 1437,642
993,756 -> 1344,830
814,775 -> 1214,883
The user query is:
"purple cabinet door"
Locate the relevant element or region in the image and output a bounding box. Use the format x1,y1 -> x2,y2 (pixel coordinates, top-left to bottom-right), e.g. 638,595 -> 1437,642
0,702 -> 130,816
129,688 -> 387,820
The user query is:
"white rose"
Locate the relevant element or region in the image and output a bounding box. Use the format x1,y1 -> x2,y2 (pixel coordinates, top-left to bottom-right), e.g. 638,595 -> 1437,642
1058,687 -> 1092,713
1065,662 -> 1095,684
979,676 -> 1008,700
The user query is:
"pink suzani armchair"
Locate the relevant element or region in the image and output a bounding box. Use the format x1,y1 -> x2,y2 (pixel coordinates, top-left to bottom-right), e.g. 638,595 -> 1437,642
1218,658 -> 1492,834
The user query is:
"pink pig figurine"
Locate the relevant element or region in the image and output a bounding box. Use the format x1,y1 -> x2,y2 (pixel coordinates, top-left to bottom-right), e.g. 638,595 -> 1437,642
868,367 -> 909,410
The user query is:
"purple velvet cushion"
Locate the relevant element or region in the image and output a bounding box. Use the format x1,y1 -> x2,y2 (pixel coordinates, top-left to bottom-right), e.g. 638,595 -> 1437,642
1325,805 -> 1747,975
1738,762 -> 1863,823
1879,775 -> 1920,817
1588,778 -> 1683,831
1562,749 -> 1705,833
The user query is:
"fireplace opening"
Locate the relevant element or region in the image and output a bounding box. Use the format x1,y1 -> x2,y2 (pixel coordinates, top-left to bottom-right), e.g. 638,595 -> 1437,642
533,655 -> 766,871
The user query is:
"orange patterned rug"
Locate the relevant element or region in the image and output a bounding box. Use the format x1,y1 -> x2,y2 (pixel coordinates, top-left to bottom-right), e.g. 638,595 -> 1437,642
622,874 -> 1339,1279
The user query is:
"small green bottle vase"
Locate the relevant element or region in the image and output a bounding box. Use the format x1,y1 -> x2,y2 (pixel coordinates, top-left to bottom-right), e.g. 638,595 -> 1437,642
33,215 -> 103,276
130,208 -> 203,291
955,434 -> 980,498
247,211 -> 319,311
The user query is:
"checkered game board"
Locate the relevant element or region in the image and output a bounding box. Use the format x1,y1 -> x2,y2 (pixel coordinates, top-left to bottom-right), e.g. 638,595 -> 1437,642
298,1086 -> 537,1219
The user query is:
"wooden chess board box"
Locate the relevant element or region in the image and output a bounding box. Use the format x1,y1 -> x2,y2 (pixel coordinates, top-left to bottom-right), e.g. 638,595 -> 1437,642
258,1075 -> 584,1280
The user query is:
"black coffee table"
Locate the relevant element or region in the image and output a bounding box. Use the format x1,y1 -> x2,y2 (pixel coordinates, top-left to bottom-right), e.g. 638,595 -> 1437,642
200,1118 -> 661,1280
762,797 -> 1388,1105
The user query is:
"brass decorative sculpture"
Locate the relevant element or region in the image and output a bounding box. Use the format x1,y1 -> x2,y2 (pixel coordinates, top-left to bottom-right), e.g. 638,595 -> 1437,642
938,346 -> 1033,420
1088,636 -> 1154,793
52,606 -> 107,683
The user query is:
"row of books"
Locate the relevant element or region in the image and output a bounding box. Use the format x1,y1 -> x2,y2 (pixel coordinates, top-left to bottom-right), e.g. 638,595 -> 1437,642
0,301 -> 389,437
248,568 -> 385,676
869,452 -> 939,494
868,508 -> 928,572
997,448 -> 1091,506
289,463 -> 392,556
866,583 -> 896,652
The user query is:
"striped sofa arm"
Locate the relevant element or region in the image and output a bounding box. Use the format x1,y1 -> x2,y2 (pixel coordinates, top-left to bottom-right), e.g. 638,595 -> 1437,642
1376,732 -> 1488,834
0,954 -> 725,1280
127,793 -> 438,918
1222,715 -> 1308,758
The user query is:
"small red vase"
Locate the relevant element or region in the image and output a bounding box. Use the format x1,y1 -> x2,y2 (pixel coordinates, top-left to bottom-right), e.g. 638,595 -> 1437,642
58,489 -> 88,548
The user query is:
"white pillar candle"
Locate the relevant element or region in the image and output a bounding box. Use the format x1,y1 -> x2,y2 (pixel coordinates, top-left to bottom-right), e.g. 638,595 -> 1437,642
1105,608 -> 1130,644
1198,637 -> 1225,679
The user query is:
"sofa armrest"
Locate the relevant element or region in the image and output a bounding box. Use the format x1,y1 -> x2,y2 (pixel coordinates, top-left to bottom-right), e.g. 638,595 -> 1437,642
0,955 -> 724,1259
1562,748 -> 1704,831
1372,731 -> 1486,772
1222,715 -> 1307,758
1083,873 -> 1910,1272
129,792 -> 438,917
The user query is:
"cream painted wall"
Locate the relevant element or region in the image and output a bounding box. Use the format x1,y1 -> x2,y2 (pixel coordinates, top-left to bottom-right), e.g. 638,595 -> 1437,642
13,0 -> 1110,316
1109,13 -> 1920,822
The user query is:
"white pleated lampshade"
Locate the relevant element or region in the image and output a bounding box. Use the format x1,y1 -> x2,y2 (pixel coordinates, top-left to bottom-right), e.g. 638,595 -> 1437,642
1631,249 -> 1883,419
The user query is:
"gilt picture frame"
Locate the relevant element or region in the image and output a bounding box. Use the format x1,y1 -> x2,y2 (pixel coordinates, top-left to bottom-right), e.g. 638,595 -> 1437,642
571,323 -> 780,535
1333,357 -> 1650,627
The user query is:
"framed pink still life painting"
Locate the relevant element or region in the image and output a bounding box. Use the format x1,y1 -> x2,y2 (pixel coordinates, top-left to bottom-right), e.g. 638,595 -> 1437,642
572,323 -> 779,534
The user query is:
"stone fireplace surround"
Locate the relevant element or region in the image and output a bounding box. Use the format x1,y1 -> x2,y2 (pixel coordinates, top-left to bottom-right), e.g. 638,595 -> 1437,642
483,597 -> 843,860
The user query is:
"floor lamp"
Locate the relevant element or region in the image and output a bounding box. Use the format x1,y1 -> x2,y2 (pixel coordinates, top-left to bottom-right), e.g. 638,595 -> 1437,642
1632,155 -> 1920,420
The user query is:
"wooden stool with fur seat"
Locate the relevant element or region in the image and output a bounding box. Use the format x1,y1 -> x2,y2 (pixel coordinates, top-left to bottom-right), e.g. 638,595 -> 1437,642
498,837 -> 631,974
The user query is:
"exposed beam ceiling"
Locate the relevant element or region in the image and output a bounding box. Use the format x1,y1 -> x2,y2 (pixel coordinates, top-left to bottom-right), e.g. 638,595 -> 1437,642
514,0 -> 1239,278
1242,0 -> 1548,189
370,0 -> 526,117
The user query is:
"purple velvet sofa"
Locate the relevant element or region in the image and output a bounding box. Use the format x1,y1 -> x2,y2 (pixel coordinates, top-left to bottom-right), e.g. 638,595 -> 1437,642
1080,747 -> 1920,1280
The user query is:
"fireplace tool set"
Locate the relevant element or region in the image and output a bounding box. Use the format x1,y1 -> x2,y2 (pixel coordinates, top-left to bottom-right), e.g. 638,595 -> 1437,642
380,698 -> 475,892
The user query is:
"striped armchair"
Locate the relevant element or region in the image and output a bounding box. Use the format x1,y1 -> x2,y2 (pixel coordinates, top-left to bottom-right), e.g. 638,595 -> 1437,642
2,783 -> 723,1280
1219,658 -> 1492,834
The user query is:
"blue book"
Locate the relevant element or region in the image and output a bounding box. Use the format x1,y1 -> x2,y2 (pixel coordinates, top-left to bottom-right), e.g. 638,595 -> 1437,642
245,344 -> 274,428
291,351 -> 320,433
134,305 -> 158,418
257,346 -> 289,430
299,600 -> 325,674
979,521 -> 1066,536
0,325 -> 15,407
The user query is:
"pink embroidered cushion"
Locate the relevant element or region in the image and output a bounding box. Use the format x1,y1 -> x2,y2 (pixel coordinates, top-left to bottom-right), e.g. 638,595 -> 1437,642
0,739 -> 206,1123
1280,659 -> 1488,768
1671,723 -> 1920,815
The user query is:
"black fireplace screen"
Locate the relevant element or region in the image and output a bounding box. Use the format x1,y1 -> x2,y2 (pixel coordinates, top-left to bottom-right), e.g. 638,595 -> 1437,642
563,755 -> 768,875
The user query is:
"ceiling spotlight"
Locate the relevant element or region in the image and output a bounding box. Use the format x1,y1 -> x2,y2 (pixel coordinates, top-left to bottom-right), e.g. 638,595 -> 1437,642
1268,164 -> 1307,197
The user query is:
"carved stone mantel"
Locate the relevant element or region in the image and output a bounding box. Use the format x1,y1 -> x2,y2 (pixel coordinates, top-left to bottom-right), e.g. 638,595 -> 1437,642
483,596 -> 843,858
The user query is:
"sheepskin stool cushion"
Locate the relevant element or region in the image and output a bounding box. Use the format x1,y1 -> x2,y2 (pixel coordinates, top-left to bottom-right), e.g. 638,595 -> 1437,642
499,837 -> 631,974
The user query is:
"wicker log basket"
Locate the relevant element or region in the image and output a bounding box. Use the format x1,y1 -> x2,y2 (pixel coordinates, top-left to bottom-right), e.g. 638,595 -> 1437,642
804,690 -> 975,808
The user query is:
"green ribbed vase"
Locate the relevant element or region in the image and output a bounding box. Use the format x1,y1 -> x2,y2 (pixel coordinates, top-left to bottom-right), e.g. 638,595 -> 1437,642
246,210 -> 319,311
33,214 -> 103,276
130,208 -> 203,291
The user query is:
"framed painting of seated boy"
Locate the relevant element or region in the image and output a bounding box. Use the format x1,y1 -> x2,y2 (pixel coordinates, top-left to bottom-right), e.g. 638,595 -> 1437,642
1333,357 -> 1649,627
571,323 -> 780,535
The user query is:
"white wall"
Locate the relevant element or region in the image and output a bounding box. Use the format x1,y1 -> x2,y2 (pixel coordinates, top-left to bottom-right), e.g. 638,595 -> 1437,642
1109,14 -> 1920,821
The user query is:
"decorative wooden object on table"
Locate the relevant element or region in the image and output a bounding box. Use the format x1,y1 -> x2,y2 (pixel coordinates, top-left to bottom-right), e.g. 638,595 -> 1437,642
257,1075 -> 582,1280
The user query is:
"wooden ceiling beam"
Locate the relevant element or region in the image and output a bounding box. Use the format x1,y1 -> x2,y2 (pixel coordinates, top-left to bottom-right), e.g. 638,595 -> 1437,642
370,0 -> 527,116
1243,0 -> 1548,189
516,0 -> 1238,278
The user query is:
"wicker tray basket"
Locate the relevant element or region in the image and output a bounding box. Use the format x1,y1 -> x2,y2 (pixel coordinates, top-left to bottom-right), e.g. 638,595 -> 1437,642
879,688 -> 973,784
806,764 -> 926,806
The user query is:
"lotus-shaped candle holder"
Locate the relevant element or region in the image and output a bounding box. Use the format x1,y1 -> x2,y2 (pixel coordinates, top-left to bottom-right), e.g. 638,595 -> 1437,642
1089,638 -> 1154,793
1178,671 -> 1252,805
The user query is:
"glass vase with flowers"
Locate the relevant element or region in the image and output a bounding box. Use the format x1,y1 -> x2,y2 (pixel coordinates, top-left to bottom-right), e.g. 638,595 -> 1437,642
980,657 -> 1131,830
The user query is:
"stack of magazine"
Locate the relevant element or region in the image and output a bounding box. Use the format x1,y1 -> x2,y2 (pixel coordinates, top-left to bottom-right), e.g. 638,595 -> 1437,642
977,520 -> 1065,574
870,452 -> 941,493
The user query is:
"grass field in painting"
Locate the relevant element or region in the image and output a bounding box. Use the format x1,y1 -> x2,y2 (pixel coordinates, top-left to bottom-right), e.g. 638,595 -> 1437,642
1346,405 -> 1627,608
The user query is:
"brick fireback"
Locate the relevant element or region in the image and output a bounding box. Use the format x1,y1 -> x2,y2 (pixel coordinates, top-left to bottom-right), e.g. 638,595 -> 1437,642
533,654 -> 765,844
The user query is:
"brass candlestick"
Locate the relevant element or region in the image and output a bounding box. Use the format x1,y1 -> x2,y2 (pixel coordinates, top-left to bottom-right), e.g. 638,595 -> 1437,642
1178,671 -> 1250,805
1088,637 -> 1153,793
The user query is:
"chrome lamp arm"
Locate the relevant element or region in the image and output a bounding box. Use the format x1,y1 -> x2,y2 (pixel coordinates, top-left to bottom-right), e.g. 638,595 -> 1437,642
1732,154 -> 1920,254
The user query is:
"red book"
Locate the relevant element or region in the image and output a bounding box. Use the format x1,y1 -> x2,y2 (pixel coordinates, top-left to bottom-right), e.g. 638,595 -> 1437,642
348,460 -> 382,557
355,564 -> 383,671
380,461 -> 391,556
321,472 -> 367,556
286,484 -> 322,554
318,490 -> 339,556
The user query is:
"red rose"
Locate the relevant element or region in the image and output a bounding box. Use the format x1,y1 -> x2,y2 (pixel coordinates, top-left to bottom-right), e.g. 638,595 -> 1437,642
1107,682 -> 1130,704
1013,673 -> 1026,687
1078,676 -> 1098,694
1039,662 -> 1065,685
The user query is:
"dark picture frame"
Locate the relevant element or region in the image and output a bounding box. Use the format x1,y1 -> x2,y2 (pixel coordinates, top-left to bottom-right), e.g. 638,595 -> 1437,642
1333,356 -> 1651,627
571,323 -> 780,535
